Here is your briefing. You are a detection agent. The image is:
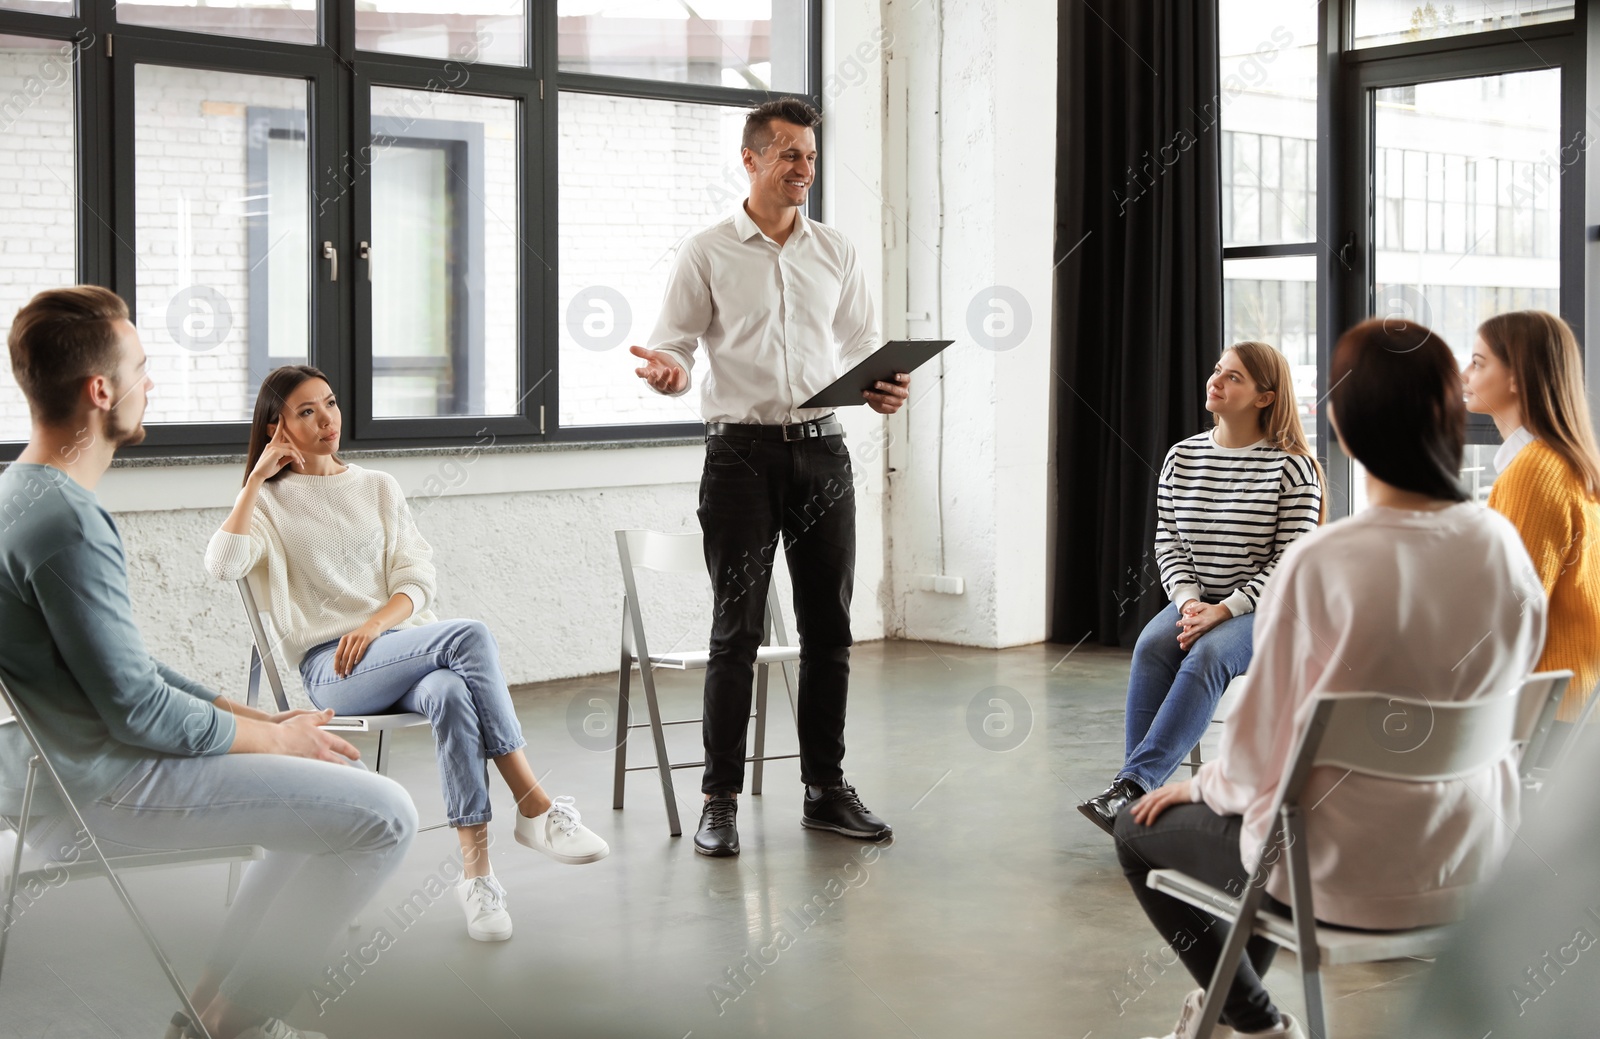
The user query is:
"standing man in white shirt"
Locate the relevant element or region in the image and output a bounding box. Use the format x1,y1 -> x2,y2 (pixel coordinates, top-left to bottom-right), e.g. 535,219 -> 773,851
630,98 -> 908,857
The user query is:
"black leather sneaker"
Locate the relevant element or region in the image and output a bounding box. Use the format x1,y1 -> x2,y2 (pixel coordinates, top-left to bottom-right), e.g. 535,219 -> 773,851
694,792 -> 740,856
1077,777 -> 1145,836
801,783 -> 892,840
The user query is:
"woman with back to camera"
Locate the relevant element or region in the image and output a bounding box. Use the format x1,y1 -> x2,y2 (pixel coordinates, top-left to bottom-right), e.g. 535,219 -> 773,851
205,365 -> 608,949
1078,341 -> 1324,834
1115,319 -> 1546,1039
1464,310 -> 1600,756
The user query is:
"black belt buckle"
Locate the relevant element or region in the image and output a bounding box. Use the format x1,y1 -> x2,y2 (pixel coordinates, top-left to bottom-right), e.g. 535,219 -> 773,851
783,420 -> 817,442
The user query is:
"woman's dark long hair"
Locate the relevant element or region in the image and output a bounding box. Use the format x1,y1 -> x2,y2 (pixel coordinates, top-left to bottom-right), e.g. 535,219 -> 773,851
1329,319 -> 1468,503
243,365 -> 340,486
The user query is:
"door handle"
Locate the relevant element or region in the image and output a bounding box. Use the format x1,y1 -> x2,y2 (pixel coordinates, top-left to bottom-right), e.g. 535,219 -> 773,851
322,241 -> 337,282
359,241 -> 372,281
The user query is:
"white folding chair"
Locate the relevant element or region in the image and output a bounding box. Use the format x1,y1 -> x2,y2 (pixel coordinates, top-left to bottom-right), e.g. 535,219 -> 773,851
235,574 -> 443,840
611,528 -> 800,837
236,574 -> 431,777
1148,675 -> 1549,1039
1514,670 -> 1572,792
1186,674 -> 1247,775
0,671 -> 261,1039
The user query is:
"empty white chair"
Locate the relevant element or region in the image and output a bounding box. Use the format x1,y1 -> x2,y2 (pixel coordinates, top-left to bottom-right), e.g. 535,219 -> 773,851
612,528 -> 800,837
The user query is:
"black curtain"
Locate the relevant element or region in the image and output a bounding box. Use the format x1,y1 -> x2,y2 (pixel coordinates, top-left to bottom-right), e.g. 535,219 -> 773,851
1050,1 -> 1224,647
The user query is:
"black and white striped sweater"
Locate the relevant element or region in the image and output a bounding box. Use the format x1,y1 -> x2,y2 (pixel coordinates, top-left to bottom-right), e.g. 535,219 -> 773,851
1154,430 -> 1322,616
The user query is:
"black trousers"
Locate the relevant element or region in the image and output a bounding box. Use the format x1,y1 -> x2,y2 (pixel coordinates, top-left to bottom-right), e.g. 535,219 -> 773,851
697,432 -> 856,794
1113,804 -> 1287,1032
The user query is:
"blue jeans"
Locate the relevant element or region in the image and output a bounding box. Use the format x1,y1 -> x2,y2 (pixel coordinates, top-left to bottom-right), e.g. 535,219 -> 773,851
300,619 -> 527,828
25,754 -> 416,1020
1120,603 -> 1255,792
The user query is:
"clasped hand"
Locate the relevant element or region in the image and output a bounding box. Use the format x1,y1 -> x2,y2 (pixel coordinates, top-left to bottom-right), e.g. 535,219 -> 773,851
1176,600 -> 1231,651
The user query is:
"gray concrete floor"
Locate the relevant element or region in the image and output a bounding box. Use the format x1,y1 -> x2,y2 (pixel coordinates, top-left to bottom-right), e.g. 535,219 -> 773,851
0,641 -> 1426,1039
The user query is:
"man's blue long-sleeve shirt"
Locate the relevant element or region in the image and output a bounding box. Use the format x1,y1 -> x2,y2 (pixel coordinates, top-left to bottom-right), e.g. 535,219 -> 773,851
0,463 -> 235,816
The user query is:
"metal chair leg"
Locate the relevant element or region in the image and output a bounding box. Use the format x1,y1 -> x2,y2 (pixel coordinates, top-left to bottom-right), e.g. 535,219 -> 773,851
0,756 -> 38,983
1284,807 -> 1328,1039
637,661 -> 681,837
225,861 -> 242,907
374,730 -> 389,776
752,662 -> 770,796
1187,740 -> 1203,775
614,603 -> 633,811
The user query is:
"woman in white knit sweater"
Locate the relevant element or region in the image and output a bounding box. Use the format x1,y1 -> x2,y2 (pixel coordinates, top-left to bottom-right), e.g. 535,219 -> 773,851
1114,321 -> 1546,1039
206,365 -> 607,944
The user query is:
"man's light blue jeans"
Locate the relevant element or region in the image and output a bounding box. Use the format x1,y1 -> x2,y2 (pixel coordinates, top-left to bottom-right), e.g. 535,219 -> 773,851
27,754 -> 417,1020
1119,603 -> 1255,793
300,619 -> 527,828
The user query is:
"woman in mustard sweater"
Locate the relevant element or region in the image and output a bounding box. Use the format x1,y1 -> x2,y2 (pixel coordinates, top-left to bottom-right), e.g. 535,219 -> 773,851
1465,310 -> 1600,732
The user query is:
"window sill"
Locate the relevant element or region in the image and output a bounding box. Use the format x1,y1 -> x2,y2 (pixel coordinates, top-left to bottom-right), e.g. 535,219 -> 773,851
90,435 -> 707,513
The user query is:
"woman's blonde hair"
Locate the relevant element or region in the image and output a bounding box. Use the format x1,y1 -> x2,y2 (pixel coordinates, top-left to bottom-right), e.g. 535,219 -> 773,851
1477,310 -> 1600,500
1219,341 -> 1328,522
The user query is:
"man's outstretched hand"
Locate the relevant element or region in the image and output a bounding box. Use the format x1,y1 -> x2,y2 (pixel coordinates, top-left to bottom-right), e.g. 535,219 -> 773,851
630,345 -> 687,394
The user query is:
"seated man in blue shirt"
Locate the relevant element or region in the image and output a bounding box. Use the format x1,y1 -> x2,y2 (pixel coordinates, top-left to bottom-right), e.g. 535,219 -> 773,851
0,286 -> 417,1039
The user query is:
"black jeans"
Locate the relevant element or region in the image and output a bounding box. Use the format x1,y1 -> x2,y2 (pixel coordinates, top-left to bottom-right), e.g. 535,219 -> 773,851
697,432 -> 856,794
1113,804 -> 1287,1032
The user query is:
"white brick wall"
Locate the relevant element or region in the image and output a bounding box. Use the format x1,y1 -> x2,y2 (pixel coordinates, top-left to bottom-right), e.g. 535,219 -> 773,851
556,92 -> 742,427
0,42 -> 79,442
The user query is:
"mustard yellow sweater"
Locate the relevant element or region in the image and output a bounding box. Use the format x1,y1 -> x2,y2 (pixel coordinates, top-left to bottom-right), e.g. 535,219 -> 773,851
1488,439 -> 1600,720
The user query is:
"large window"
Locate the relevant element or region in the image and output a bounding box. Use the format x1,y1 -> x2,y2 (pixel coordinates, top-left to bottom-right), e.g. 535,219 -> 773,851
1219,0 -> 1587,516
553,2 -> 815,434
0,1 -> 817,459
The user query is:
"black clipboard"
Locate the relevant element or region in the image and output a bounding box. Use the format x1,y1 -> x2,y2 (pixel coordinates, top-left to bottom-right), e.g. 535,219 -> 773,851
800,339 -> 954,409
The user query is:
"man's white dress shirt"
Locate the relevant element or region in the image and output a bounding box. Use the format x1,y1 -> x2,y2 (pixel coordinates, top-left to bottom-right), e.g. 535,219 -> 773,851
647,205 -> 880,425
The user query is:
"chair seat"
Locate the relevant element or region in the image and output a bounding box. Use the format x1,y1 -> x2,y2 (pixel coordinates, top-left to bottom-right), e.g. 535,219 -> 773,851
1147,868 -> 1456,966
320,712 -> 430,733
634,646 -> 802,670
1,826 -> 264,886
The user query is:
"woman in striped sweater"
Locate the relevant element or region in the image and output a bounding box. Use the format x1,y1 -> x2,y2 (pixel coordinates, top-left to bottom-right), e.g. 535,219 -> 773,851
1079,342 -> 1324,834
1465,311 -> 1600,742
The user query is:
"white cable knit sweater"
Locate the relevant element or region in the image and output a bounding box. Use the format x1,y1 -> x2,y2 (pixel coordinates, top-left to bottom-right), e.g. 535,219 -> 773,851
204,465 -> 438,667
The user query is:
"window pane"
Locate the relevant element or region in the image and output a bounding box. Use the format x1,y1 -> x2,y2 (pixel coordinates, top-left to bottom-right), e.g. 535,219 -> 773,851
357,1 -> 526,67
1354,0 -> 1572,49
1373,71 -> 1560,369
0,35 -> 78,442
1219,0 -> 1317,246
118,1 -> 319,46
368,86 -> 519,419
558,0 -> 809,92
1223,255 -> 1318,454
558,92 -> 743,427
134,65 -> 309,425
0,0 -> 73,15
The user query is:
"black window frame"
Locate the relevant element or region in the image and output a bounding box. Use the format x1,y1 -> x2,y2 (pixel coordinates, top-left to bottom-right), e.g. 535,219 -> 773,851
0,0 -> 821,461
1223,0 -> 1589,518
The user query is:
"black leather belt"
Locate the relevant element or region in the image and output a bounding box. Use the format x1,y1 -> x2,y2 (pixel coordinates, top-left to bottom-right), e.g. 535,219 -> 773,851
705,416 -> 843,442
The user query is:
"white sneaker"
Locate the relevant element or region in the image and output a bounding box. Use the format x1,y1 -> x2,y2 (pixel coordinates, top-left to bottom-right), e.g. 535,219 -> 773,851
514,796 -> 610,864
233,1019 -> 329,1039
1140,988 -> 1235,1039
1236,1014 -> 1306,1039
455,873 -> 513,942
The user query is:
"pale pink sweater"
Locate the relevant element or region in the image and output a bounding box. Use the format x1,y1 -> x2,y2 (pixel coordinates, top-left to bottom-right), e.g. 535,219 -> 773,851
1192,503 -> 1546,929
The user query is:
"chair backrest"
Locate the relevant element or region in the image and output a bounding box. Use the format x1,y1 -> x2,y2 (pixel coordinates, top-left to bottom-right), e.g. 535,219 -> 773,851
1306,687 -> 1521,782
614,527 -> 790,657
236,572 -> 292,712
1515,670 -> 1572,778
615,528 -> 706,576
